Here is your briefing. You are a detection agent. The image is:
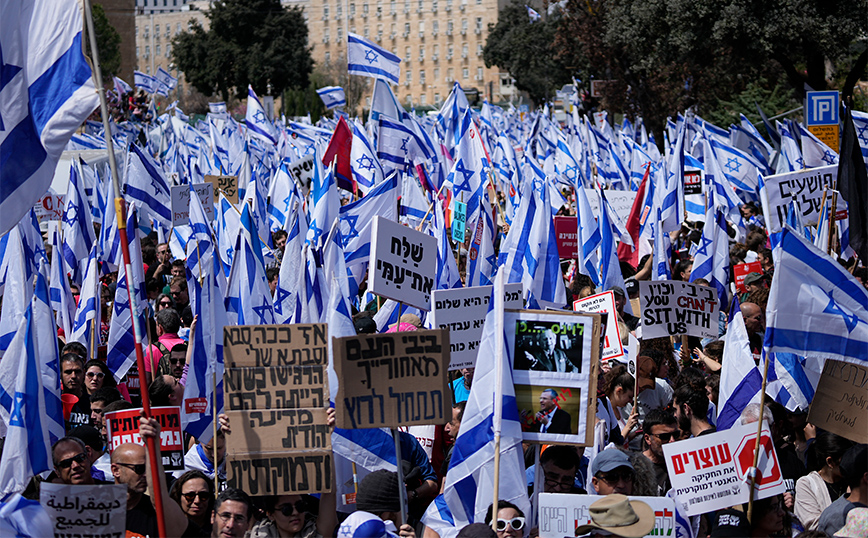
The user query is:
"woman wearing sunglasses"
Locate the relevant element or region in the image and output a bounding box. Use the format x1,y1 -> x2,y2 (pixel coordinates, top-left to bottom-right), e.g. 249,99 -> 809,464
250,495 -> 323,538
169,470 -> 214,536
155,293 -> 174,313
83,359 -> 117,396
484,501 -> 525,538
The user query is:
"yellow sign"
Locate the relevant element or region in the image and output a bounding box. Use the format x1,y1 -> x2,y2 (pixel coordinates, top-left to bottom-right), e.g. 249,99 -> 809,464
808,124 -> 839,152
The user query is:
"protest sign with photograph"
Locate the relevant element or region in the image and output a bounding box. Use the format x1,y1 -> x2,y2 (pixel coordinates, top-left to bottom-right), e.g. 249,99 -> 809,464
639,281 -> 720,339
510,310 -> 601,445
368,216 -> 437,311
223,323 -> 332,495
539,493 -> 676,538
429,283 -> 523,370
733,261 -> 763,294
334,329 -> 451,429
760,165 -> 837,233
663,422 -> 785,516
104,406 -> 184,471
553,216 -> 578,259
807,359 -> 868,444
204,174 -> 238,203
170,182 -> 214,227
573,291 -> 625,362
41,483 -> 126,538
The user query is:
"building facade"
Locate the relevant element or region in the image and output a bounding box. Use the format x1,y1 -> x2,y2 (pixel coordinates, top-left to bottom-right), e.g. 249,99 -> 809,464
97,0 -> 137,82
306,0 -> 518,108
134,1 -> 208,81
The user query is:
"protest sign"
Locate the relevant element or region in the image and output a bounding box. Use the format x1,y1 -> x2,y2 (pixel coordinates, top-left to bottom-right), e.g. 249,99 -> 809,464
761,165 -> 837,233
639,281 -> 720,339
539,493 -> 676,538
368,216 -> 437,310
34,193 -> 65,223
223,323 -> 332,495
429,283 -> 523,370
511,310 -> 601,446
573,291 -> 624,362
288,154 -> 316,195
684,169 -> 702,195
588,190 -> 637,224
663,422 -> 785,516
807,360 -> 868,444
204,174 -> 238,204
334,329 -> 451,429
452,200 -> 466,242
554,216 -> 578,259
733,261 -> 763,294
41,483 -> 126,538
104,406 -> 184,470
170,182 -> 214,227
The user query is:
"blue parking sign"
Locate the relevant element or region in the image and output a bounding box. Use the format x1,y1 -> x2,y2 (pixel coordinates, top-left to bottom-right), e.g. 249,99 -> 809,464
805,91 -> 839,126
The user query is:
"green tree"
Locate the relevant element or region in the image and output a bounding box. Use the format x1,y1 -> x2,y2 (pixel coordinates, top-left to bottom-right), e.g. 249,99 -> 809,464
483,1 -> 576,105
86,3 -> 122,79
171,0 -> 314,101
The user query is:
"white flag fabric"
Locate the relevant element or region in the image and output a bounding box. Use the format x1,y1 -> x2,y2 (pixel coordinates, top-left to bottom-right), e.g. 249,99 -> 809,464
316,86 -> 347,109
0,0 -> 100,237
347,32 -> 401,85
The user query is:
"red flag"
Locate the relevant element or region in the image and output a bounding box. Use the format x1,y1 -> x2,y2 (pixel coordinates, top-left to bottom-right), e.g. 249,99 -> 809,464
617,164 -> 650,267
322,116 -> 354,192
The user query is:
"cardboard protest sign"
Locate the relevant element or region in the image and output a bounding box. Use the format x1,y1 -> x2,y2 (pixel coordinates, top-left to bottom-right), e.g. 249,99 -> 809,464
334,329 -> 451,429
41,483 -> 127,538
761,165 -> 837,233
554,216 -> 578,259
807,360 -> 868,443
733,261 -> 763,294
452,200 -> 467,242
368,216 -> 437,310
171,182 -> 214,227
204,174 -> 238,203
511,310 -> 601,446
539,493 -> 676,538
223,323 -> 332,495
288,154 -> 316,195
663,422 -> 785,516
639,281 -> 720,339
588,190 -> 637,224
573,291 -> 624,362
429,283 -> 523,370
104,406 -> 185,470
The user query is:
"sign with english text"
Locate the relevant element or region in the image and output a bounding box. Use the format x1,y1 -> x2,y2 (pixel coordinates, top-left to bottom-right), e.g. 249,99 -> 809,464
639,281 -> 720,339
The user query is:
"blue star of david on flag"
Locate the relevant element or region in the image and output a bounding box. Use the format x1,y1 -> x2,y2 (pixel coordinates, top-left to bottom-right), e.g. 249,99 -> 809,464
341,215 -> 361,247
724,157 -> 741,173
356,154 -> 376,171
822,290 -> 865,333
365,49 -> 379,64
347,33 -> 401,85
451,160 -> 475,197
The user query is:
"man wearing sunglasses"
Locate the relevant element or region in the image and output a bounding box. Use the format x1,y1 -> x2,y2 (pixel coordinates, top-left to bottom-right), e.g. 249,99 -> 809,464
640,409 -> 679,496
590,449 -> 634,496
52,437 -> 98,485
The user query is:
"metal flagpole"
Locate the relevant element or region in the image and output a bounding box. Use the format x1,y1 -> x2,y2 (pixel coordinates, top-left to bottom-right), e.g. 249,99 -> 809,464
82,2 -> 168,536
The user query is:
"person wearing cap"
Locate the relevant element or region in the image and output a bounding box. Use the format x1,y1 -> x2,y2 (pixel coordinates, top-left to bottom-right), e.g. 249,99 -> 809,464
740,272 -> 765,302
574,494 -> 654,538
817,444 -> 868,536
609,287 -> 639,332
590,449 -> 634,496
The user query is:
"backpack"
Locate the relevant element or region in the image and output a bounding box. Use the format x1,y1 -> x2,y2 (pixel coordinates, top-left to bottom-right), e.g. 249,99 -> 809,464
153,340 -> 174,377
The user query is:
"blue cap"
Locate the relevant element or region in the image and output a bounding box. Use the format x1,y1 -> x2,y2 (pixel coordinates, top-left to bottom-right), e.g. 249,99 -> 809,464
590,449 -> 634,476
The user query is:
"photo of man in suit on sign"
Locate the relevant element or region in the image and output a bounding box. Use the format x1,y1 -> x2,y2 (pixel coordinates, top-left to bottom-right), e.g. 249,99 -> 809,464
530,388 -> 573,434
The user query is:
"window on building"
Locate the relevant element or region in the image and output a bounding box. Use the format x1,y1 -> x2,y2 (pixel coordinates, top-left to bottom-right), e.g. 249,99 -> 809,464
145,45 -> 150,56
447,44 -> 453,57
418,21 -> 424,36
325,52 -> 331,66
433,44 -> 439,57
165,44 -> 171,57
462,67 -> 469,79
135,26 -> 139,37
405,46 -> 411,61
364,26 -> 369,37
447,20 -> 453,33
377,0 -> 383,17
461,18 -> 467,31
462,43 -> 468,57
324,29 -> 330,42
432,21 -> 438,34
433,67 -> 439,80
420,69 -> 426,84
337,4 -> 343,16
420,93 -> 427,104
435,93 -> 441,104
432,0 -> 438,11
176,23 -> 181,34
405,70 -> 412,84
324,5 -> 330,18
155,44 -> 160,56
419,45 -> 425,60
363,2 -> 368,14
418,0 -> 423,11
390,0 -> 396,14
447,67 -> 453,80
144,24 -> 150,36
404,22 -> 410,34
475,17 -> 482,30
350,3 -> 356,16
337,26 -> 343,41
477,43 -> 483,56
477,67 -> 483,79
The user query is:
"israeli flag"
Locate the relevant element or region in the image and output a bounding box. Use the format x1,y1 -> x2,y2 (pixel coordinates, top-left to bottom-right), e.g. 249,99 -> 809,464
69,244 -> 100,351
716,312 -> 761,430
125,144 -> 173,230
245,85 -> 277,145
526,5 -> 541,22
316,86 -> 346,109
689,205 -> 730,311
134,70 -> 159,94
113,76 -> 132,95
155,66 -> 178,90
347,32 -> 401,85
764,225 -> 868,365
0,0 -> 100,237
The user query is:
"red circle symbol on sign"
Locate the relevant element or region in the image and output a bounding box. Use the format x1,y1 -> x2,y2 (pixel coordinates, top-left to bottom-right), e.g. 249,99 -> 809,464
734,433 -> 781,488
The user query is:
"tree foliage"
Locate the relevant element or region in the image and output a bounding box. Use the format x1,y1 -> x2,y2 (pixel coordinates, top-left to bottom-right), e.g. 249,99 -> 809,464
483,1 -> 576,105
87,3 -> 122,80
555,0 -> 867,135
171,0 -> 314,101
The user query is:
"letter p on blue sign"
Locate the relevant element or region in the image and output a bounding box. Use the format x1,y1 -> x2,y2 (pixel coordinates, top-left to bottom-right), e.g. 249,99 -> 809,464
806,91 -> 839,126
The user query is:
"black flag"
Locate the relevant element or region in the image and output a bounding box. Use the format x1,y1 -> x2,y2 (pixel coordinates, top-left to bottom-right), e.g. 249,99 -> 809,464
838,106 -> 868,263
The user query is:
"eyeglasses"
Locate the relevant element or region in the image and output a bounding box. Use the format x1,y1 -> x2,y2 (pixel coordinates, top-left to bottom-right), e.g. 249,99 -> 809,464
544,472 -> 575,490
57,452 -> 87,469
495,517 -> 525,532
86,371 -> 105,380
182,491 -> 213,503
116,462 -> 146,475
169,358 -> 183,364
216,512 -> 247,525
275,500 -> 309,516
598,470 -> 635,484
159,301 -> 172,306
650,431 -> 680,442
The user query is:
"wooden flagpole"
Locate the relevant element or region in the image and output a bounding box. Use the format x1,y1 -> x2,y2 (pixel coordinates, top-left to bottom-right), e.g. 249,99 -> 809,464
746,357 -> 770,523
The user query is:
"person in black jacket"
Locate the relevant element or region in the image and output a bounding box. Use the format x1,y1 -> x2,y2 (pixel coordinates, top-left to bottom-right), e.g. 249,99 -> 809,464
530,389 -> 572,434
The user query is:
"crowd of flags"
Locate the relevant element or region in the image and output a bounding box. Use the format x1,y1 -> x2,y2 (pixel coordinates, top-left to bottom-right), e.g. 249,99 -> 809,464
1,9 -> 868,533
